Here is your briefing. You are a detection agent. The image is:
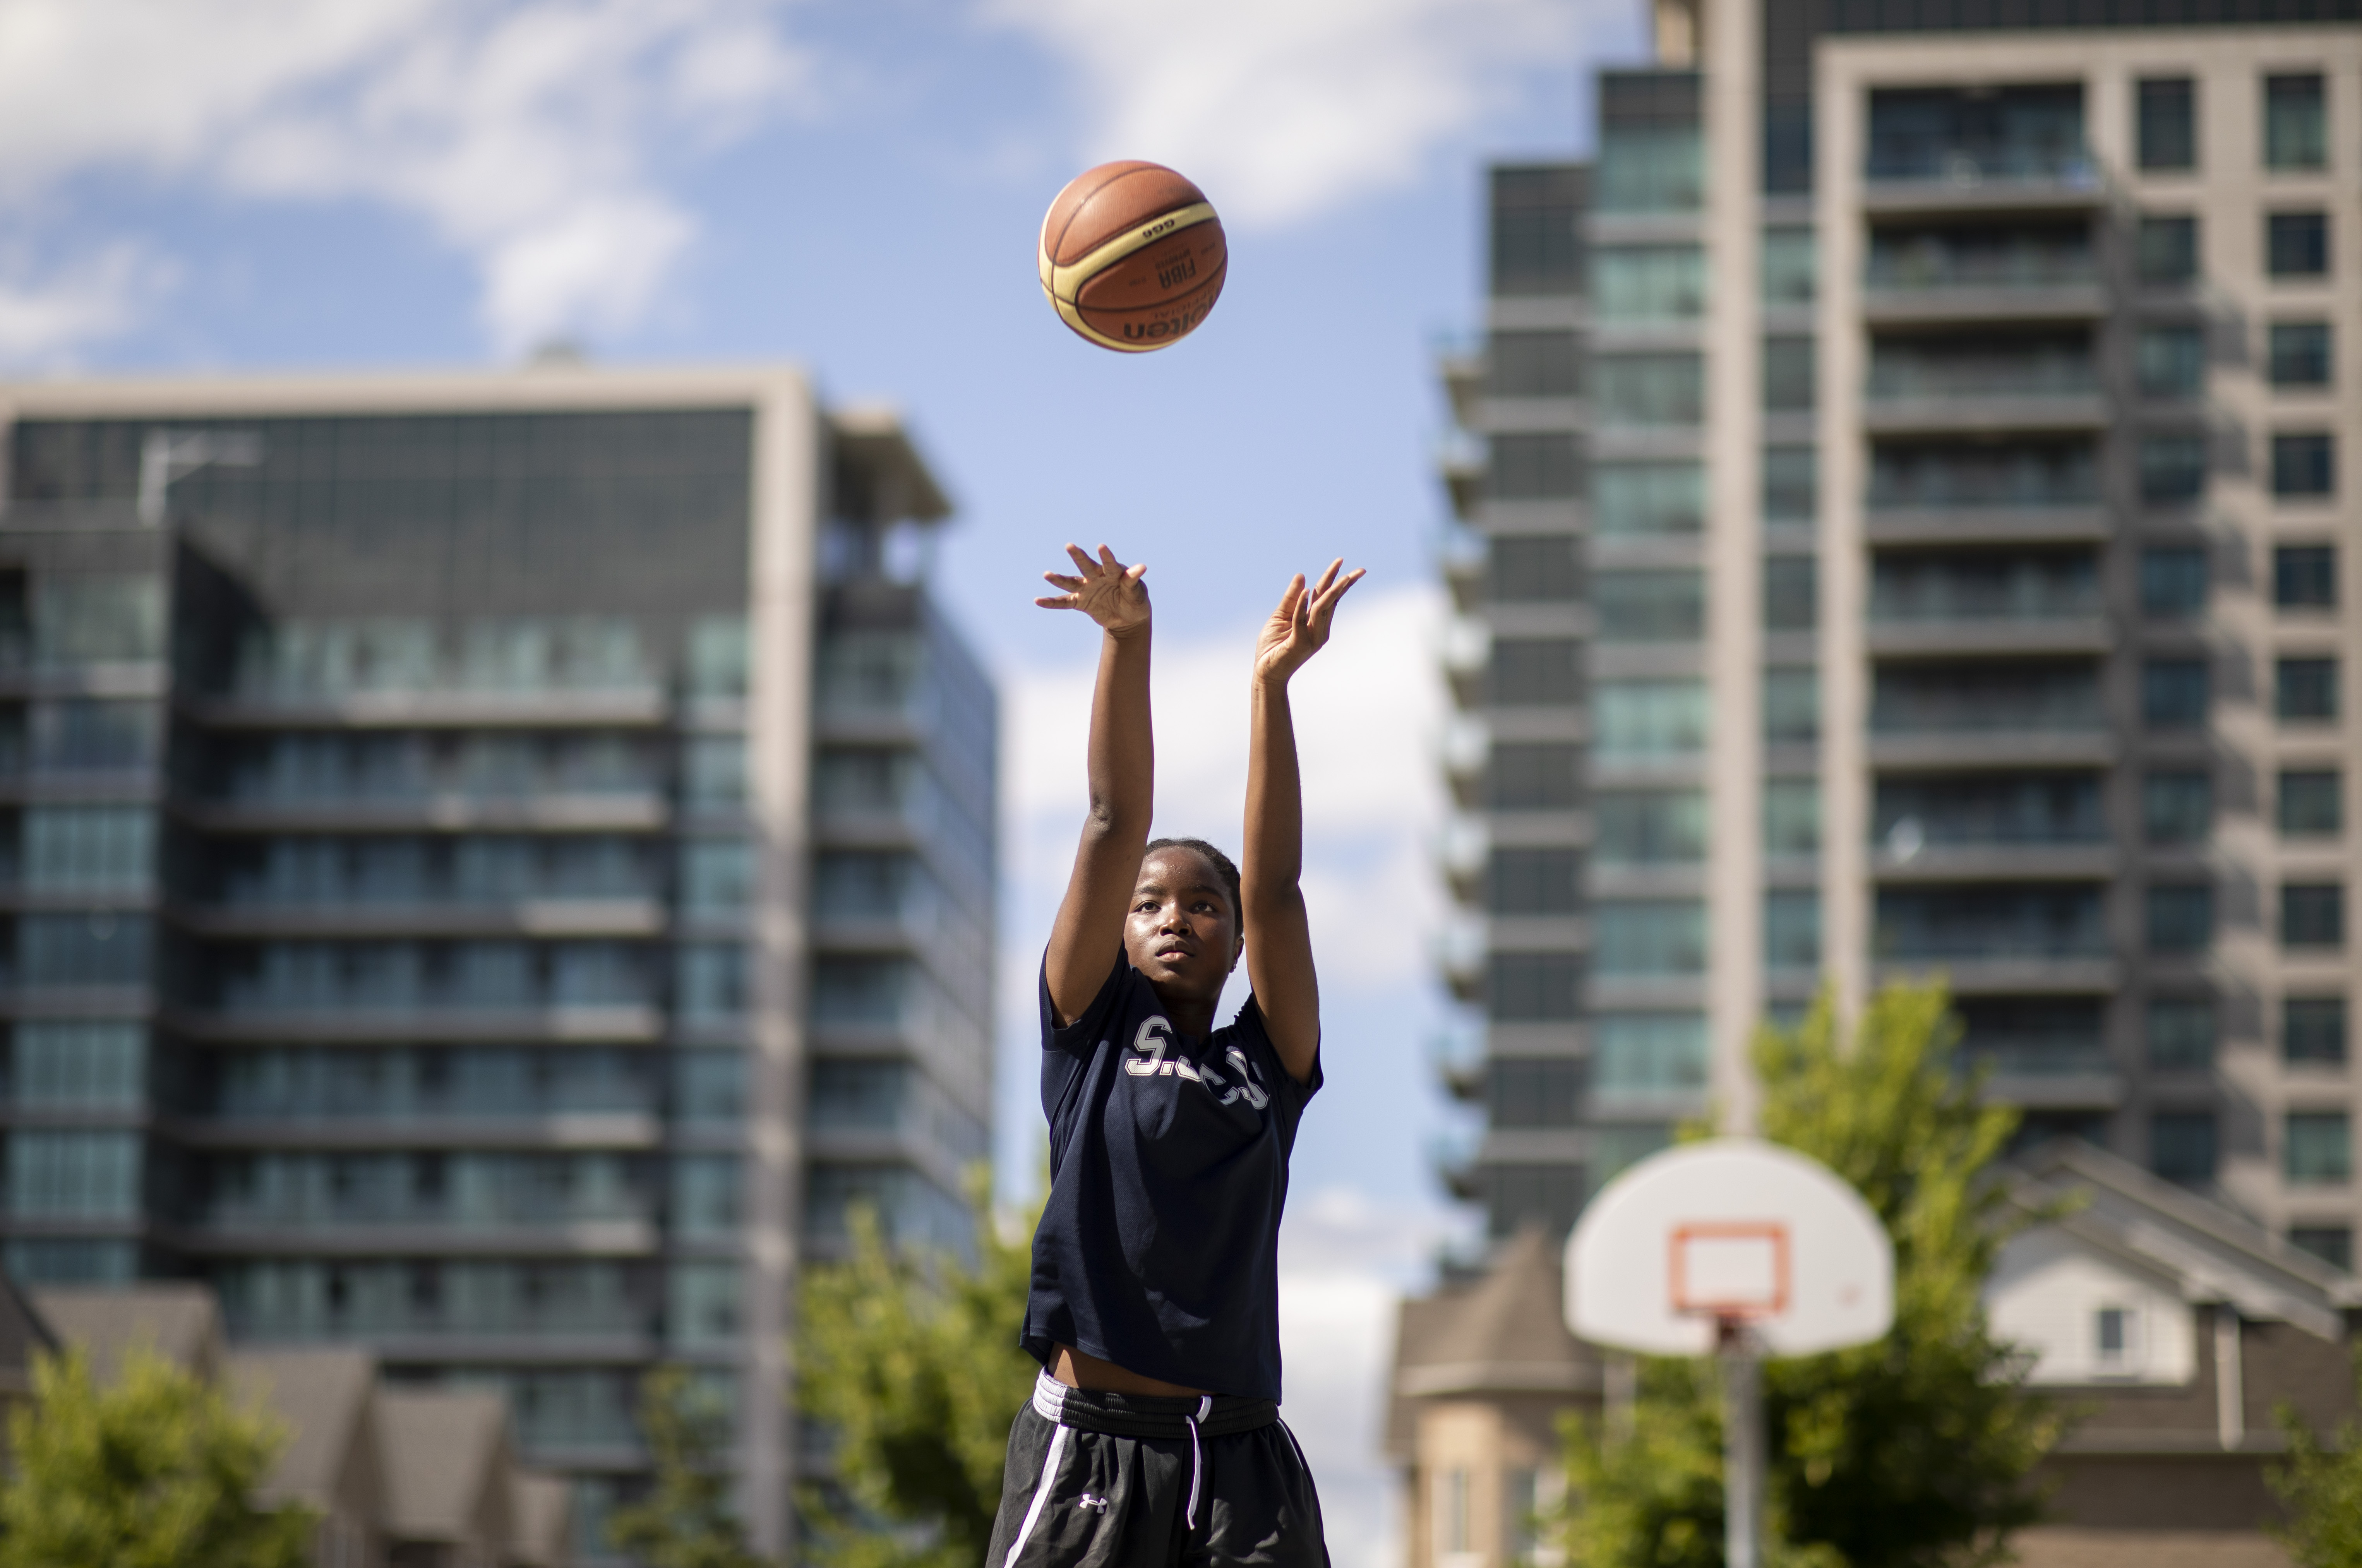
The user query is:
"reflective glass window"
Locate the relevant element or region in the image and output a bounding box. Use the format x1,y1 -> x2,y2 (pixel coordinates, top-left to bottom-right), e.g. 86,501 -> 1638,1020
1764,891 -> 1821,972
22,807 -> 152,892
2282,883 -> 2345,948
1593,792 -> 1706,865
1763,668 -> 1819,745
2276,657 -> 2338,721
2268,212 -> 2329,277
2268,322 -> 2333,387
1594,246 -> 1706,321
2275,545 -> 2337,608
1595,571 -> 1702,642
2146,883 -> 2214,953
1595,681 -> 1707,758
1487,744 -> 1580,811
1595,462 -> 1703,536
1486,848 -> 1581,915
1593,354 -> 1702,427
7,1132 -> 139,1218
2151,1112 -> 2216,1182
1760,229 -> 1815,308
1488,640 -> 1579,706
1487,536 -> 1580,603
2143,771 -> 2213,845
2286,996 -> 2348,1063
1485,953 -> 1580,1020
1592,1013 -> 1708,1095
1764,780 -> 1820,856
1489,434 -> 1582,499
1764,555 -> 1817,631
2140,547 -> 2207,618
2137,216 -> 2199,284
1487,330 -> 1580,398
2264,74 -> 2327,170
2137,78 -> 2195,170
2149,996 -> 2216,1069
1594,901 -> 1707,976
2272,433 -> 2335,497
2279,770 -> 2342,838
2285,1112 -> 2349,1184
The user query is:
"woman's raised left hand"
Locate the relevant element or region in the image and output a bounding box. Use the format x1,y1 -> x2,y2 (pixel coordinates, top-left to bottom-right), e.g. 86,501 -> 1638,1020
1251,559 -> 1364,686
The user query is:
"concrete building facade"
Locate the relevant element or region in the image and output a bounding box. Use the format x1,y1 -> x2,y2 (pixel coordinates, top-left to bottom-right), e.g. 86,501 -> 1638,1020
0,365 -> 997,1558
1439,0 -> 2362,1268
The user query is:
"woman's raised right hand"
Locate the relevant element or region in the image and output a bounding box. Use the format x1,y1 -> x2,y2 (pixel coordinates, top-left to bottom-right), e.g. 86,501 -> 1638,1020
1035,543 -> 1151,636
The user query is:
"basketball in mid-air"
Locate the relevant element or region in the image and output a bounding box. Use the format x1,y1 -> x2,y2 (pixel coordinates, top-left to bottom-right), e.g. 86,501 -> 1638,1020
1038,161 -> 1226,353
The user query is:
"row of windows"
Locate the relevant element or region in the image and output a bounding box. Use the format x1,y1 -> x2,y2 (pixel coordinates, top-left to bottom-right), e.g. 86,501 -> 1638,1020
2141,543 -> 2339,615
2138,767 -> 2347,841
2148,1109 -> 2354,1189
2137,320 -> 2335,396
229,616 -> 739,700
213,1258 -> 740,1349
2136,72 -> 2336,174
2137,209 -> 2333,283
202,939 -> 744,1017
2139,881 -> 2347,953
2146,993 -> 2350,1069
2140,655 -> 2342,726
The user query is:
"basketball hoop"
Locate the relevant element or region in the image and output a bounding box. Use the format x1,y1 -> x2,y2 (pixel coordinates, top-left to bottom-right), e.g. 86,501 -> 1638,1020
1566,1138 -> 1895,1568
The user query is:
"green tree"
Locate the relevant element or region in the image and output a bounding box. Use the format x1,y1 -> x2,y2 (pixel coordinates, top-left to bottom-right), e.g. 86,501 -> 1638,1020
0,1345 -> 314,1568
1559,982 -> 2067,1568
797,1173 -> 1039,1568
2269,1354 -> 2362,1568
605,1364 -> 767,1568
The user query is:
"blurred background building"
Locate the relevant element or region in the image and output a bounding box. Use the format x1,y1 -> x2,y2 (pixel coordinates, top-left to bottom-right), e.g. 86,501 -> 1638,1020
0,365 -> 998,1560
1418,1 -> 2362,1561
1435,0 -> 2360,1267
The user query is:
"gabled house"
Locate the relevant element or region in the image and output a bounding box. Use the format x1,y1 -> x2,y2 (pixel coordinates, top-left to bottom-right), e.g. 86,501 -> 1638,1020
25,1282 -> 571,1568
1994,1139 -> 2362,1568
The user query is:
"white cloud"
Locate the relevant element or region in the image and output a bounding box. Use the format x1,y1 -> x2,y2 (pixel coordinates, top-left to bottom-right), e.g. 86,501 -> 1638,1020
982,0 -> 1591,225
0,0 -> 812,356
0,241 -> 175,364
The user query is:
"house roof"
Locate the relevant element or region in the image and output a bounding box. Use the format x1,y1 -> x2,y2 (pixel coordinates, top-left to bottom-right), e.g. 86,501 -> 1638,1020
30,1285 -> 224,1383
1386,1225 -> 1602,1460
228,1349 -> 379,1509
2005,1138 -> 2360,1339
376,1388 -> 512,1545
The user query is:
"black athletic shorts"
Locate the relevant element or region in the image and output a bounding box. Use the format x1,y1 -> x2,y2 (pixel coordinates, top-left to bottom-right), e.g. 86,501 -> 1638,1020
985,1370 -> 1330,1568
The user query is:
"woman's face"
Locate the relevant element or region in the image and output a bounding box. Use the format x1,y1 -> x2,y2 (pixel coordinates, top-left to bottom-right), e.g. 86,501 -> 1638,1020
1123,848 -> 1241,1009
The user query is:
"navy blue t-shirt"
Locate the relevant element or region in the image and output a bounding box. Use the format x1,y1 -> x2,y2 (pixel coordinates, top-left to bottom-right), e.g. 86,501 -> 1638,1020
1021,951 -> 1320,1400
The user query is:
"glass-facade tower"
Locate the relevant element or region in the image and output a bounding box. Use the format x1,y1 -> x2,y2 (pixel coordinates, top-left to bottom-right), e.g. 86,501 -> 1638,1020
1440,1 -> 2360,1263
0,368 -> 996,1558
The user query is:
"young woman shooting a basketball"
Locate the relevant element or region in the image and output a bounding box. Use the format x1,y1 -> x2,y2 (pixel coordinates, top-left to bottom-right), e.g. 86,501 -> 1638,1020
986,544 -> 1362,1567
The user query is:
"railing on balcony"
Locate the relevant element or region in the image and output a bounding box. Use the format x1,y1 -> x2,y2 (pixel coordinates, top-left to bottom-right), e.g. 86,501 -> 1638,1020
1866,226 -> 2096,292
1867,340 -> 2098,403
1868,440 -> 2098,511
1869,552 -> 2099,622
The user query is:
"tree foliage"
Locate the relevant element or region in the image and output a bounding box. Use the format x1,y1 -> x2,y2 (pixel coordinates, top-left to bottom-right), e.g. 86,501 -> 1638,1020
797,1173 -> 1039,1568
605,1364 -> 768,1568
1558,982 -> 2067,1568
0,1345 -> 314,1568
2269,1353 -> 2362,1568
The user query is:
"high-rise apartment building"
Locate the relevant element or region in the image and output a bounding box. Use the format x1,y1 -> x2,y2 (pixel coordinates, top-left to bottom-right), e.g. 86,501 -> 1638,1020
1440,1 -> 2361,1265
0,366 -> 997,1558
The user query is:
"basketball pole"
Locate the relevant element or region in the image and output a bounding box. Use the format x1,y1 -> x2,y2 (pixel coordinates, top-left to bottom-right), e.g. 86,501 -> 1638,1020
1719,1319 -> 1763,1568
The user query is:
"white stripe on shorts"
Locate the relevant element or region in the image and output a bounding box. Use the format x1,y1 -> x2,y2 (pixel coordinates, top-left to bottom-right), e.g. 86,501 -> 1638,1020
1000,1418 -> 1071,1568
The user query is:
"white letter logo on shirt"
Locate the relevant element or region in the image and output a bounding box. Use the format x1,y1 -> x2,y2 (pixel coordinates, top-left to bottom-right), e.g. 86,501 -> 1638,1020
1124,1016 -> 1268,1107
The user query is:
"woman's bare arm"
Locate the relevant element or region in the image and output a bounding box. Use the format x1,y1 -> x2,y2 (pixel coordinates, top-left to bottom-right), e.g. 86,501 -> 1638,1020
1037,545 -> 1154,1026
1241,560 -> 1363,1082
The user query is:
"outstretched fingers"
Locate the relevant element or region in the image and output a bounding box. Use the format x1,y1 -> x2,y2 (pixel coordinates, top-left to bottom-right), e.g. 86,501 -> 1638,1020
1306,562 -> 1365,637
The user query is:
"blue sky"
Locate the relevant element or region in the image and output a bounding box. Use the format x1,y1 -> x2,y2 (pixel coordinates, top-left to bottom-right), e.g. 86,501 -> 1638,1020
0,1 -> 1644,1554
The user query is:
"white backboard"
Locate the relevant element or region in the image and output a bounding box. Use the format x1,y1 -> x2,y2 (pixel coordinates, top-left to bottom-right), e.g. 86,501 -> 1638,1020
1566,1138 -> 1894,1357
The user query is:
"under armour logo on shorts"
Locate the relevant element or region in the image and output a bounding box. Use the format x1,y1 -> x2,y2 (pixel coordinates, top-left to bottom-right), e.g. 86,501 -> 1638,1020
1077,1493 -> 1109,1513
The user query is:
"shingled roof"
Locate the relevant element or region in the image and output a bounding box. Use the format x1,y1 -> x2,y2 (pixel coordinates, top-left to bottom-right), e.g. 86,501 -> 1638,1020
1387,1225 -> 1603,1462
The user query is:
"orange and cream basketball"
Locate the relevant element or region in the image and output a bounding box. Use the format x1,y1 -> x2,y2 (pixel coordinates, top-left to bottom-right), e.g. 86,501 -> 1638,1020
1038,161 -> 1226,353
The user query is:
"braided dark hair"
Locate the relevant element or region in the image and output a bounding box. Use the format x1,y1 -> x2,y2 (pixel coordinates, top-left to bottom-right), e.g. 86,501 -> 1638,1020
1144,836 -> 1243,931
